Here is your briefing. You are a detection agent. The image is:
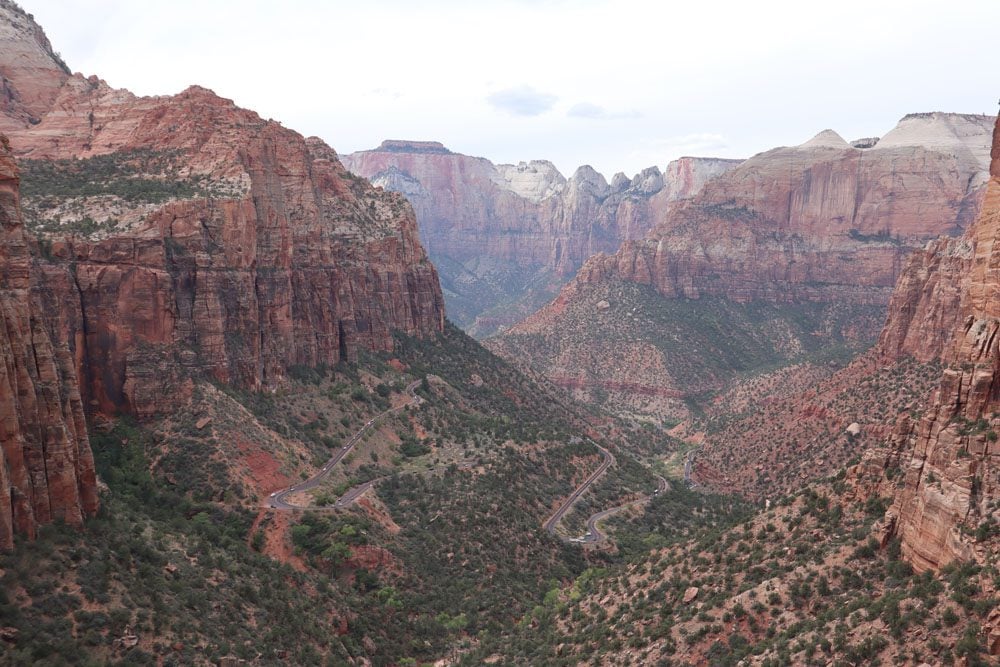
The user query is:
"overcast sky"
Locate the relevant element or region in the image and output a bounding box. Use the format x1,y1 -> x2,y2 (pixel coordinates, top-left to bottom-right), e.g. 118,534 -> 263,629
22,0 -> 1000,177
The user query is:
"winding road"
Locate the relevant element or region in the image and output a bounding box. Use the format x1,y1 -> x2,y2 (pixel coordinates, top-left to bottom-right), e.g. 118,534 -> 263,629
264,377 -> 671,550
264,379 -> 423,511
543,441 -> 615,536
543,439 -> 670,545
577,473 -> 668,544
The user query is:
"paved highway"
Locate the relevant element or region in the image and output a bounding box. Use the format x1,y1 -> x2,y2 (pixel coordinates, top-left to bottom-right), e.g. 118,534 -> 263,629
264,379 -> 423,511
265,377 -> 670,550
330,460 -> 475,509
543,440 -> 615,536
576,473 -> 668,544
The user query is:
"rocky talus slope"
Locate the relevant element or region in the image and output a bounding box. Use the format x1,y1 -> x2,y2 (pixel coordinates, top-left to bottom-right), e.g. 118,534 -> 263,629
854,115 -> 1000,573
0,137 -> 97,550
342,141 -> 740,334
0,2 -> 444,544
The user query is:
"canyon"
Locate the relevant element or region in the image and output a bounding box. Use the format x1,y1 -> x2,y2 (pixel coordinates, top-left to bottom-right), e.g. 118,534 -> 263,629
491,114 -> 995,419
0,0 -> 997,661
342,140 -> 740,335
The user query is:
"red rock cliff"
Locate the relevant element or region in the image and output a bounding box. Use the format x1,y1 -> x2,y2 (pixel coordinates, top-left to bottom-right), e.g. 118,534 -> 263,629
3,81 -> 446,418
860,115 -> 1000,572
0,136 -> 98,550
0,10 -> 444,415
342,142 -> 741,333
564,119 -> 991,306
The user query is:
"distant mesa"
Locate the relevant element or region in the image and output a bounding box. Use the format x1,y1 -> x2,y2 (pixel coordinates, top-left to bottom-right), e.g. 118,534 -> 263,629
376,140 -> 452,154
875,112 -> 994,155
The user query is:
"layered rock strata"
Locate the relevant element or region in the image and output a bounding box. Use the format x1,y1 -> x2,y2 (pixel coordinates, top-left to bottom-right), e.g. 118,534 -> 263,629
492,116 -> 994,414
564,117 -> 993,306
342,141 -> 740,333
856,116 -> 1000,572
3,81 -> 446,418
0,3 -> 444,545
0,136 -> 98,550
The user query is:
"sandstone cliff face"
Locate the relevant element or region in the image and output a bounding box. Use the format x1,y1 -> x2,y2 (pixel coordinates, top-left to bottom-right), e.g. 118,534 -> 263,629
0,8 -> 444,422
0,137 -> 97,550
563,118 -> 992,306
0,0 -> 69,133
341,142 -> 741,334
857,116 -> 1000,573
494,117 -> 993,420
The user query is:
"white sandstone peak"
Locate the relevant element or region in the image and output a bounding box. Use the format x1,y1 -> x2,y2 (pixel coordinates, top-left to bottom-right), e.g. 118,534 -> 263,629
800,129 -> 851,149
494,160 -> 566,202
873,112 -> 995,171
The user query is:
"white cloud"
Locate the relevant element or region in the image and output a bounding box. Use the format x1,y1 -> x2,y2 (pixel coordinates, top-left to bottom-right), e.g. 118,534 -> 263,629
487,86 -> 558,117
567,103 -> 641,120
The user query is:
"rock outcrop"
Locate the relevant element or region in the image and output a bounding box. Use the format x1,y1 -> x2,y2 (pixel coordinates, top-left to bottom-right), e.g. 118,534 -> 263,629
0,136 -> 98,550
856,114 -> 1000,572
342,142 -> 741,334
4,82 -> 445,417
0,6 -> 445,420
0,0 -> 69,133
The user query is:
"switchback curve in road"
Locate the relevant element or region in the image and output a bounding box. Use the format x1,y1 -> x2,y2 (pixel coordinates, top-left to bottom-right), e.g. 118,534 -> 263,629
263,379 -> 423,511
543,441 -> 615,537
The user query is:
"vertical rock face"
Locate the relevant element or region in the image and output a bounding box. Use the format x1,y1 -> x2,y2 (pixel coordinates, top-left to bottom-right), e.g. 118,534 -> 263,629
3,81 -> 446,418
0,0 -> 446,421
863,115 -> 1000,572
341,142 -> 741,333
0,1 -> 443,546
0,137 -> 98,550
562,116 -> 993,306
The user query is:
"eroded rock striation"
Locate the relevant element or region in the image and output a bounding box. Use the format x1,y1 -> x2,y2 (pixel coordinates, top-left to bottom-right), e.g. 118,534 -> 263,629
855,115 -> 1000,572
342,141 -> 741,334
0,48 -> 445,419
0,136 -> 97,550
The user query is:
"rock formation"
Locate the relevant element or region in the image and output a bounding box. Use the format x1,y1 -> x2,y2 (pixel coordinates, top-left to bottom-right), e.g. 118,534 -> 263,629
0,136 -> 98,550
0,2 -> 444,544
563,114 -> 993,306
855,114 -> 1000,572
493,115 -> 994,417
0,0 -> 69,133
0,16 -> 445,418
342,141 -> 741,334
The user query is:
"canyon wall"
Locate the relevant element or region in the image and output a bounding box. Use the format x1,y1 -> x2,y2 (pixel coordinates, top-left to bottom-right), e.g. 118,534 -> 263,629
492,120 -> 994,418
3,80 -> 445,419
0,137 -> 97,550
342,142 -> 740,334
565,118 -> 992,306
857,116 -> 1000,572
0,3 -> 444,544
